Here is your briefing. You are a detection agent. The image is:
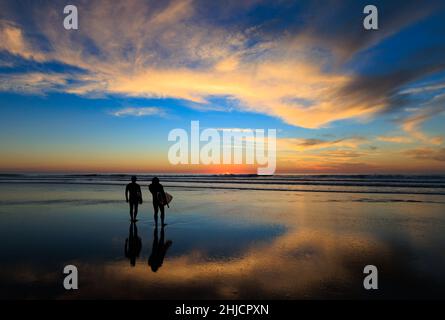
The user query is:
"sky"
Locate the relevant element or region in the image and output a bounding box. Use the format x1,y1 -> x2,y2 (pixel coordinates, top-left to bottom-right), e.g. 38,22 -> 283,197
0,0 -> 445,174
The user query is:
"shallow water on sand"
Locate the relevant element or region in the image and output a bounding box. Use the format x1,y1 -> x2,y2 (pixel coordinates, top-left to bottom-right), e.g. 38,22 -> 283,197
0,183 -> 445,299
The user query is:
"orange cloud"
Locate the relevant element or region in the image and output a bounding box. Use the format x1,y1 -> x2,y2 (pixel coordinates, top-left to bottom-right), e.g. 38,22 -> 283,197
0,21 -> 45,61
401,111 -> 444,145
404,148 -> 445,162
377,136 -> 412,144
0,1 -> 393,129
278,137 -> 368,152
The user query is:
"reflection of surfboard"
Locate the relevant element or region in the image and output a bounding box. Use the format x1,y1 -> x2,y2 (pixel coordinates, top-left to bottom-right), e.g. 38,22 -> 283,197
157,192 -> 173,205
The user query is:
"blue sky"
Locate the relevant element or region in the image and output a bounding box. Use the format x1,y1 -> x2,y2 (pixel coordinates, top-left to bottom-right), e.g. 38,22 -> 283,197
0,0 -> 445,173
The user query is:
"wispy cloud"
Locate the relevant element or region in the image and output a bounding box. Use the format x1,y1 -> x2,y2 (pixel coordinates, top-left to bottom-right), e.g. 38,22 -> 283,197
377,135 -> 412,143
404,148 -> 445,162
0,72 -> 68,94
111,107 -> 167,118
0,20 -> 46,61
279,137 -> 368,152
400,83 -> 445,95
215,128 -> 255,133
399,93 -> 445,145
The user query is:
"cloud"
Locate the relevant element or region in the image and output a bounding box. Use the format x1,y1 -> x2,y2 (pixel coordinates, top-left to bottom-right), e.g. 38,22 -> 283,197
323,150 -> 364,158
215,128 -> 255,133
0,72 -> 68,94
111,107 -> 167,117
0,20 -> 45,61
377,136 -> 412,144
279,137 -> 368,152
0,0 -> 444,130
402,113 -> 444,145
404,148 -> 445,162
399,93 -> 445,145
289,0 -> 440,63
400,83 -> 445,95
337,53 -> 445,118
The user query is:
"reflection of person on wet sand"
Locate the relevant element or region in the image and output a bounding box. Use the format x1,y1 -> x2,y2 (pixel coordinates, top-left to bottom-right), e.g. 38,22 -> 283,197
125,175 -> 142,222
125,222 -> 142,267
148,226 -> 172,272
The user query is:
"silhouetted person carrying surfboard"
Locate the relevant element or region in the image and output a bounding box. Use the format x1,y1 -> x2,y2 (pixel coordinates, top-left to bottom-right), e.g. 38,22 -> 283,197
125,176 -> 142,222
149,177 -> 171,226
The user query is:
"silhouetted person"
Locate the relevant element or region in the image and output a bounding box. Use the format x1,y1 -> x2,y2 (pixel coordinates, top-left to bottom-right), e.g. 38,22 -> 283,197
149,177 -> 167,225
148,225 -> 172,272
126,175 -> 142,221
125,221 -> 142,267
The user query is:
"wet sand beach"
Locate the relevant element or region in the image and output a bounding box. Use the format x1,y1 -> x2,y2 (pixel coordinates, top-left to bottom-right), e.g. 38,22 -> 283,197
0,175 -> 445,299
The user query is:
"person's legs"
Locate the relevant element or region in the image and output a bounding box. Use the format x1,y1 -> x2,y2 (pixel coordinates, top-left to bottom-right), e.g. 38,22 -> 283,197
153,202 -> 159,225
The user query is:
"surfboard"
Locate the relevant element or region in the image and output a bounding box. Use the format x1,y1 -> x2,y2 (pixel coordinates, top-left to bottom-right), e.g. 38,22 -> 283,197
157,192 -> 173,205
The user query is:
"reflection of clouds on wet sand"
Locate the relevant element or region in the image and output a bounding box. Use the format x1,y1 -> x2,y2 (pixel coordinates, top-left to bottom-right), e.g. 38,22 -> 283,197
149,229 -> 390,299
3,228 -> 386,299
1,224 -> 444,299
1,186 -> 445,299
55,225 -> 444,299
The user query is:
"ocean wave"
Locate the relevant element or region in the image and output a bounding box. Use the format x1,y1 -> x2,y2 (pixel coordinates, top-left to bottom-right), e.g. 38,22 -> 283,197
1,174 -> 445,196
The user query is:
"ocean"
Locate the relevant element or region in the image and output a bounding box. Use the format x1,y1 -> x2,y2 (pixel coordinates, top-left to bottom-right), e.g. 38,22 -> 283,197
1,173 -> 445,194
